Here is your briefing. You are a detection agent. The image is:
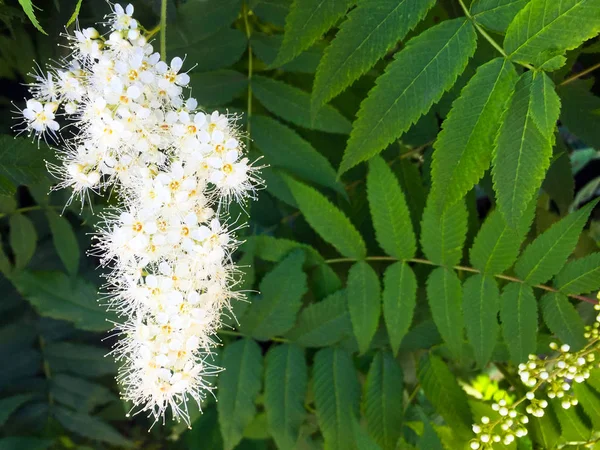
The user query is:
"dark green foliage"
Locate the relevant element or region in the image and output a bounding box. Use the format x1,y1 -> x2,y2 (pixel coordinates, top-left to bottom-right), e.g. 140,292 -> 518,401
2,0 -> 600,448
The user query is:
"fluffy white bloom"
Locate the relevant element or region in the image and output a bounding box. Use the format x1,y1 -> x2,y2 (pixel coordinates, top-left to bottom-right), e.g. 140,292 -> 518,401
16,3 -> 262,426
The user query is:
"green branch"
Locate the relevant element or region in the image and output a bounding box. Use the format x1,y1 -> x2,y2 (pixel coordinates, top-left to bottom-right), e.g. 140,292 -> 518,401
159,0 -> 168,60
325,256 -> 598,305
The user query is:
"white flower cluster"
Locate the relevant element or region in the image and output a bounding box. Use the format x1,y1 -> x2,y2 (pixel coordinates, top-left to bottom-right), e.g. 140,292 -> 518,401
16,3 -> 261,425
470,304 -> 600,448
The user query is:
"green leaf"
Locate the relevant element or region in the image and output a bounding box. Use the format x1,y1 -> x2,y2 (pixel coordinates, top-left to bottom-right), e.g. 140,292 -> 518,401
421,198 -> 468,267
540,292 -> 586,350
431,58 -> 518,209
417,420 -> 443,450
529,403 -> 561,449
0,394 -> 32,426
417,353 -> 472,438
171,28 -> 246,73
12,271 -> 110,332
252,33 -> 323,73
382,262 -> 416,356
53,406 -> 132,447
530,71 -> 561,136
9,214 -> 37,271
17,0 -> 46,34
253,0 -> 291,27
46,211 -> 79,276
367,156 -> 416,260
241,250 -> 307,340
313,347 -> 360,450
338,18 -> 477,174
514,199 -> 599,285
51,374 -> 115,413
218,339 -> 263,450
558,80 -> 600,150
285,176 -> 366,259
0,137 -> 55,195
551,400 -> 591,442
542,142 -> 575,215
251,115 -> 344,194
394,158 -> 426,235
0,244 -> 11,276
252,76 -> 351,134
273,0 -> 353,67
469,204 -> 533,274
499,282 -> 537,363
554,253 -> 600,295
312,0 -> 435,110
492,71 -> 560,228
285,290 -> 352,347
364,351 -> 404,450
44,342 -> 116,377
167,0 -> 241,47
0,437 -> 53,450
574,382 -> 600,429
66,0 -> 83,27
188,70 -> 247,106
426,267 -> 464,360
504,0 -> 600,68
463,274 -> 500,368
246,235 -> 324,266
347,262 -> 381,354
471,0 -> 528,33
264,344 -> 308,449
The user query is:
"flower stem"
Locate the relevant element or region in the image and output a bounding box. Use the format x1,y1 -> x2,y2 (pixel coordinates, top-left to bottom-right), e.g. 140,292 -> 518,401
325,256 -> 598,305
159,0 -> 168,61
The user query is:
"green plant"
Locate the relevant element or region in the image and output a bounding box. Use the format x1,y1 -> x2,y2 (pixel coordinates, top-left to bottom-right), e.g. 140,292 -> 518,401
1,0 -> 600,449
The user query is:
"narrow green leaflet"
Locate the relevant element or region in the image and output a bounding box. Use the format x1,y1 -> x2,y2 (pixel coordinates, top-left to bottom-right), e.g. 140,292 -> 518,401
555,253 -> 600,295
264,345 -> 308,449
471,0 -> 528,33
426,267 -> 464,360
367,156 -> 416,260
431,58 -> 518,209
12,271 -> 111,332
529,404 -> 561,449
312,0 -> 435,111
174,29 -> 246,72
9,214 -> 37,271
51,374 -> 115,413
338,18 -> 477,175
241,250 -> 307,340
504,0 -> 600,68
53,407 -> 132,447
421,198 -> 467,267
46,211 -> 79,276
253,0 -> 291,28
551,400 -> 591,442
66,0 -> 84,27
44,342 -> 116,377
417,354 -> 472,438
394,158 -> 426,235
251,115 -> 344,194
0,438 -> 53,450
558,80 -> 600,149
285,176 -> 366,259
463,274 -> 500,368
529,72 -> 561,136
573,383 -> 600,429
285,290 -> 352,347
383,262 -> 416,356
540,292 -> 587,350
17,0 -> 46,34
347,262 -> 381,354
364,351 -> 404,450
500,282 -> 537,363
252,76 -> 351,134
218,339 -> 263,450
0,136 -> 54,195
0,394 -> 32,426
313,347 -> 361,450
492,71 -> 559,229
273,0 -> 353,67
514,199 -> 599,285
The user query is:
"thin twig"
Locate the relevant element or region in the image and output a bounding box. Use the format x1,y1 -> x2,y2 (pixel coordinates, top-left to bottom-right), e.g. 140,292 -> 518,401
243,1 -> 253,145
159,0 -> 167,60
560,61 -> 600,86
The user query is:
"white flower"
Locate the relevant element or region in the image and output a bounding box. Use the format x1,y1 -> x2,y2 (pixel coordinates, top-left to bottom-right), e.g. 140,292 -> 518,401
22,99 -> 59,133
